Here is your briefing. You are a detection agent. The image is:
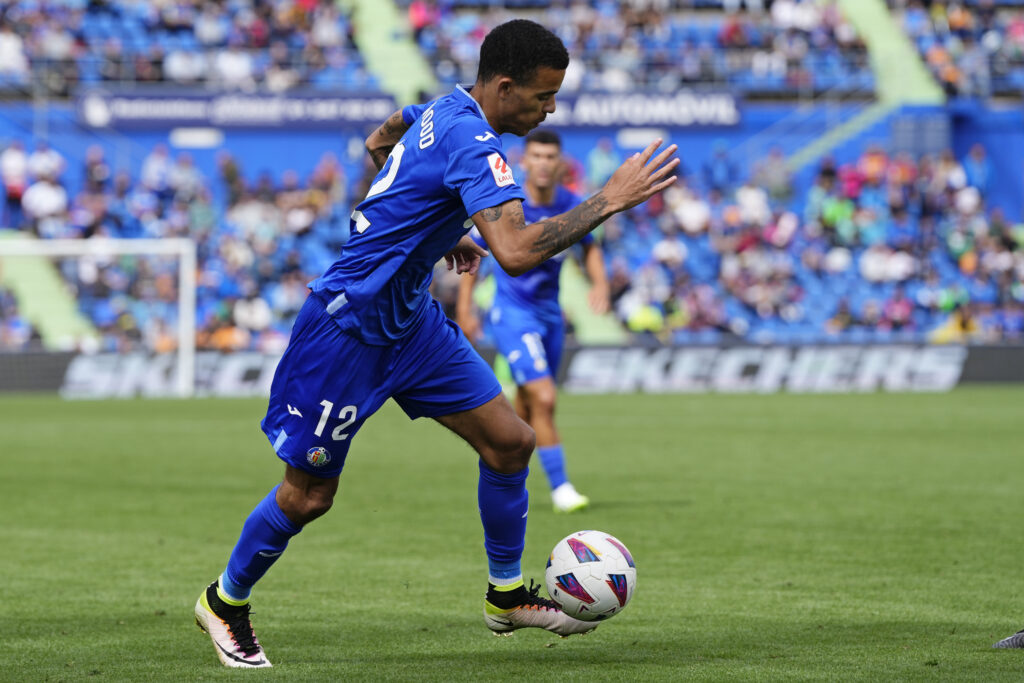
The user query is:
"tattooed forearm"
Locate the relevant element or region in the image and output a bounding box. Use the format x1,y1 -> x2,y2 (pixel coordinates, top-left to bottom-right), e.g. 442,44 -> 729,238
528,194 -> 612,259
378,111 -> 406,140
368,146 -> 394,171
366,110 -> 410,170
481,205 -> 503,222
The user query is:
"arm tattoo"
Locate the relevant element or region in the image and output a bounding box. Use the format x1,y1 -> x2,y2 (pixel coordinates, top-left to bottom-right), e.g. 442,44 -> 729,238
528,194 -> 611,259
369,146 -> 393,170
480,205 -> 503,222
367,111 -> 408,170
378,111 -> 406,139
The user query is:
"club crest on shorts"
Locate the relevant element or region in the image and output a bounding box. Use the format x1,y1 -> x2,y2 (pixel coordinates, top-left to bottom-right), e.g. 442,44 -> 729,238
306,446 -> 331,467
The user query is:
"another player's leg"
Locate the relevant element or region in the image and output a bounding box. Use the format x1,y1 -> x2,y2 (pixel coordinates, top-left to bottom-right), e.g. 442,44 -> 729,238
195,467 -> 338,668
518,376 -> 589,513
434,395 -> 595,638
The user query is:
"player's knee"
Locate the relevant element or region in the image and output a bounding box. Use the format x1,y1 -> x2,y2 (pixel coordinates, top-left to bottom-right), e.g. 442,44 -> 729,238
488,421 -> 535,473
523,383 -> 557,418
530,390 -> 557,417
281,489 -> 335,525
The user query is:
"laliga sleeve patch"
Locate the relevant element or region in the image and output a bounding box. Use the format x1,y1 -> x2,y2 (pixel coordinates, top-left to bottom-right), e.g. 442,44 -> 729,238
486,152 -> 515,187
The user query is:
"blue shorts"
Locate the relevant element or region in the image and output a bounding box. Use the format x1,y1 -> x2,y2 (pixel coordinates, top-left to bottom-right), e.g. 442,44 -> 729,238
261,294 -> 502,478
489,304 -> 565,386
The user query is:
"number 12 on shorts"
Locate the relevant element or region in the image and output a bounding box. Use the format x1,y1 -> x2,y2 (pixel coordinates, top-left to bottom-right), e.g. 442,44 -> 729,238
314,399 -> 358,441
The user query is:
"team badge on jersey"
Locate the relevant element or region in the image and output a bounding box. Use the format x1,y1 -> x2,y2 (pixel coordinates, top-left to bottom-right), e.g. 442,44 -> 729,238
486,152 -> 515,187
306,446 -> 331,467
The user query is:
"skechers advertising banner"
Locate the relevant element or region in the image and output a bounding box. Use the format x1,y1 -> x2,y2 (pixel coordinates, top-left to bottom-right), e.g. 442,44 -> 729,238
2,345 -> 1023,398
76,89 -> 398,129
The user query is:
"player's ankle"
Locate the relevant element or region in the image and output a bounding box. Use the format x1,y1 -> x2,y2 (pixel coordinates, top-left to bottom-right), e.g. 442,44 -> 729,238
486,580 -> 526,609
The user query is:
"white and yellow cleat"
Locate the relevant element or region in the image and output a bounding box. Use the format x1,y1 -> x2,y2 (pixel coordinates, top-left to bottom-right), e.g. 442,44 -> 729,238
484,580 -> 596,638
194,581 -> 272,668
552,483 -> 590,514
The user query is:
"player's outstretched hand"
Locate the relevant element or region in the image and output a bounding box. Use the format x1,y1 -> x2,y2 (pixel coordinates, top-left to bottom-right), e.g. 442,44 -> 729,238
601,139 -> 680,214
445,234 -> 489,275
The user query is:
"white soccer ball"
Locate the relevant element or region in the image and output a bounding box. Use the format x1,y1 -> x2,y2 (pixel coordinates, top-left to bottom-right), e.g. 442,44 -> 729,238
544,530 -> 637,622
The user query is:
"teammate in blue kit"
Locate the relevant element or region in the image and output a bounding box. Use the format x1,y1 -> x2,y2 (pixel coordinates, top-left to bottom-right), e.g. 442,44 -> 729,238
456,129 -> 608,514
194,19 -> 678,669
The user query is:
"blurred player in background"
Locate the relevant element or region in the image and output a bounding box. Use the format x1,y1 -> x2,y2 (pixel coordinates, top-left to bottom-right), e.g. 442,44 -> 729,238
456,129 -> 608,514
193,19 -> 678,669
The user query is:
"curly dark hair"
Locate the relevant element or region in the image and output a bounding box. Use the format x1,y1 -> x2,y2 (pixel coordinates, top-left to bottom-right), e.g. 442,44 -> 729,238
476,20 -> 569,85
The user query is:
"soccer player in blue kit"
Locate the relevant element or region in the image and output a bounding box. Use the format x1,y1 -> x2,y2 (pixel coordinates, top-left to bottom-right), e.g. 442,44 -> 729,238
456,129 -> 608,514
194,19 -> 678,668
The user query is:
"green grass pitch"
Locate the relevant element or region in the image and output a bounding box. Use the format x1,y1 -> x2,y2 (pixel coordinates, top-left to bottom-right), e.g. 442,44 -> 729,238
2,387 -> 1024,681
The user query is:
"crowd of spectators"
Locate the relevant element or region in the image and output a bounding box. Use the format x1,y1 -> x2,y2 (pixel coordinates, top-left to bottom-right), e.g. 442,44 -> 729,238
1,129 -> 1022,352
404,0 -> 872,96
891,0 -> 1024,98
0,0 -> 377,96
0,133 -> 362,353
0,0 -> 1022,352
576,139 -> 1024,345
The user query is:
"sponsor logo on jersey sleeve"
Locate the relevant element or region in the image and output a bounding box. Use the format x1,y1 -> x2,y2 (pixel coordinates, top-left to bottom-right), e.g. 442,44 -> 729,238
486,152 -> 515,187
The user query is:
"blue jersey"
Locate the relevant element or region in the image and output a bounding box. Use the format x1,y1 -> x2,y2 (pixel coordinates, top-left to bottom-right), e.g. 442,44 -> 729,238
475,185 -> 592,322
310,86 -> 525,344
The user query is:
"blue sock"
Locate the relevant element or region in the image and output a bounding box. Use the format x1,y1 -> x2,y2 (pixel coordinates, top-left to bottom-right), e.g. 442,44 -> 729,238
478,460 -> 528,584
537,444 -> 568,490
222,485 -> 302,601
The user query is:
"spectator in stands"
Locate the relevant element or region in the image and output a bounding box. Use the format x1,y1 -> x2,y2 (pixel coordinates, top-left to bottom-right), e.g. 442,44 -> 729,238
141,144 -> 171,199
0,20 -> 29,80
666,181 -> 711,236
164,47 -> 207,85
310,3 -> 347,50
168,152 -> 203,203
195,3 -> 229,48
930,302 -> 981,343
21,172 -> 68,238
881,286 -> 914,331
98,38 -> 126,82
585,137 -> 621,192
27,140 -> 64,183
962,143 -> 992,195
735,177 -> 771,227
408,0 -> 440,43
959,34 -> 992,97
1,140 -> 27,229
754,146 -> 793,203
0,284 -> 41,350
83,145 -> 111,191
825,297 -> 856,335
134,45 -> 165,83
264,40 -> 300,93
213,39 -> 256,90
703,140 -> 738,194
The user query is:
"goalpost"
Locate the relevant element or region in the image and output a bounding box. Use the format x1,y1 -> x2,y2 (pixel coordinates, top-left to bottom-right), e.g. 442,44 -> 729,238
0,237 -> 197,397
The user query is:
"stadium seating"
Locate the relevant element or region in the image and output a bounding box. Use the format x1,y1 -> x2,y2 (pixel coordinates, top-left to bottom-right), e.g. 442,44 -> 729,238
0,1 -> 1021,352
890,0 -> 1024,97
400,0 -> 875,97
0,0 -> 379,96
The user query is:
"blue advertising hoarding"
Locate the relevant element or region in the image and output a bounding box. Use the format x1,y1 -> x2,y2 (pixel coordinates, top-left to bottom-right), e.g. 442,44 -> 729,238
76,89 -> 398,129
75,88 -> 741,130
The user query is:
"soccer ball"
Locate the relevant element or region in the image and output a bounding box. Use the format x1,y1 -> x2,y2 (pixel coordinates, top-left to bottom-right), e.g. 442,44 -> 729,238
544,530 -> 637,622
